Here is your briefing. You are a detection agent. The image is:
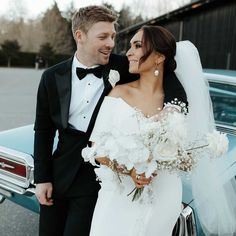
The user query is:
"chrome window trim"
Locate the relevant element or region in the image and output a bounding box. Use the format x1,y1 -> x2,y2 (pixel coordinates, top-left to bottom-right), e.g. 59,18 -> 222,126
206,76 -> 236,131
205,74 -> 236,86
216,124 -> 236,136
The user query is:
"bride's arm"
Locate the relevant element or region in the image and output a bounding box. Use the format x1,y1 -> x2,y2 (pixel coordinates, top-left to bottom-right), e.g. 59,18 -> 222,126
95,155 -> 131,175
96,155 -> 155,185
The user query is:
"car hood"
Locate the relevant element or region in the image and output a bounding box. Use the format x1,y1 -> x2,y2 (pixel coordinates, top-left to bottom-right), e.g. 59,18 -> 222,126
0,125 -> 34,155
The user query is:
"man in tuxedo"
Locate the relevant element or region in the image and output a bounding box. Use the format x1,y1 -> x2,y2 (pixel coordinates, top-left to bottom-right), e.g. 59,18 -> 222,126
34,5 -> 136,236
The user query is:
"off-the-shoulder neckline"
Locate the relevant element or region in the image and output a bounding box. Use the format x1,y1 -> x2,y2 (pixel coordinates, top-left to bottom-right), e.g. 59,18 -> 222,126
104,96 -> 161,119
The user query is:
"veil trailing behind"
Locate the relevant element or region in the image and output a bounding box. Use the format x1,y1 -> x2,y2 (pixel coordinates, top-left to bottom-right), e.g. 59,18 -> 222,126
175,41 -> 236,235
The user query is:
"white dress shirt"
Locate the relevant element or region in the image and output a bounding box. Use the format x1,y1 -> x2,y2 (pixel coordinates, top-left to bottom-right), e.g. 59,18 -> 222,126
68,54 -> 104,132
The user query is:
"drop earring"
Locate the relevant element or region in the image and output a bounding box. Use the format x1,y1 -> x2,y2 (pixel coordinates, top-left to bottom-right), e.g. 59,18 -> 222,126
154,69 -> 159,77
154,62 -> 159,77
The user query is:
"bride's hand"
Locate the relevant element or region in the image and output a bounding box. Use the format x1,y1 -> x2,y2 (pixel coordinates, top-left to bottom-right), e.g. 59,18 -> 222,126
130,169 -> 153,188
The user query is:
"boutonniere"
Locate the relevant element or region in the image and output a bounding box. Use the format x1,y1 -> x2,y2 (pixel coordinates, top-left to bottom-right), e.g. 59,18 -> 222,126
108,70 -> 120,87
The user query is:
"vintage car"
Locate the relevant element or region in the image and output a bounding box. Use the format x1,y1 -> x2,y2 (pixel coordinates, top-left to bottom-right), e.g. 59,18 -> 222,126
0,70 -> 235,235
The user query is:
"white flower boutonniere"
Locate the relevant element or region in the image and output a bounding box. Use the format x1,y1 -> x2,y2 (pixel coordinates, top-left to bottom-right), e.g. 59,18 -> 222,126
108,70 -> 120,87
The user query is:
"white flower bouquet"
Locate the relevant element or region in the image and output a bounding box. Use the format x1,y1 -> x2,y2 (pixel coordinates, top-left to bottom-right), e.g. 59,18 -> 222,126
82,100 -> 228,201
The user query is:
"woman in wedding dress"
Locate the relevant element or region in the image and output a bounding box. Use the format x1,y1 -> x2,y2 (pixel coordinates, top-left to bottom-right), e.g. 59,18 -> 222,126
85,25 -> 187,236
83,25 -> 236,236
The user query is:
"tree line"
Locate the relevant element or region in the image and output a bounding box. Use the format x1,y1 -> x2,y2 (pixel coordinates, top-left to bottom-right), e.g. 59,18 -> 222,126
0,2 -> 144,68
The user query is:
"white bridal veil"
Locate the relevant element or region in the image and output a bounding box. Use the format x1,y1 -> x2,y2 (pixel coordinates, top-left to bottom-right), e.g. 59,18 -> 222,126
175,41 -> 236,235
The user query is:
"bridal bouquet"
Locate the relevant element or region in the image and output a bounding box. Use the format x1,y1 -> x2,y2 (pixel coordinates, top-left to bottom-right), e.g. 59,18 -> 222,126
82,100 -> 228,201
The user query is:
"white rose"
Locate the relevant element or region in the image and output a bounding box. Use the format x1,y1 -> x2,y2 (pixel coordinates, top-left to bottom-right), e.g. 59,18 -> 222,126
206,130 -> 228,157
108,70 -> 120,87
167,112 -> 187,145
81,146 -> 97,165
153,141 -> 178,161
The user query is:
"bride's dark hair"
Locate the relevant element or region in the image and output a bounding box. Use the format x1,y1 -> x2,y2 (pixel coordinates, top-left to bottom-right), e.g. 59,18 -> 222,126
139,25 -> 177,74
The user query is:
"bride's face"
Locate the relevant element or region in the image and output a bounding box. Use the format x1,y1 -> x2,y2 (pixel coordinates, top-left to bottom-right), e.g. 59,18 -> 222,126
126,30 -> 156,74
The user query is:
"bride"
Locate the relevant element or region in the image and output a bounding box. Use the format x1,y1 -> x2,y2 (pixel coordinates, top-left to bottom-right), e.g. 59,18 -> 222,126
83,25 -> 236,236
84,25 -> 186,236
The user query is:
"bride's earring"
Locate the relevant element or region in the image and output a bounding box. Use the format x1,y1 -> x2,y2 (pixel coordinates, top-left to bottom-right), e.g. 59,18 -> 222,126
154,62 -> 159,77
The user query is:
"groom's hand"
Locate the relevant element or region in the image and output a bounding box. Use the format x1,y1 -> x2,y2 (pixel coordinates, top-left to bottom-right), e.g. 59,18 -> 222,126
35,182 -> 54,206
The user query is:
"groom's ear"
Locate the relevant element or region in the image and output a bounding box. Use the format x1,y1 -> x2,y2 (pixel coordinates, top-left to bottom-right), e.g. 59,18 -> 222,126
75,30 -> 85,43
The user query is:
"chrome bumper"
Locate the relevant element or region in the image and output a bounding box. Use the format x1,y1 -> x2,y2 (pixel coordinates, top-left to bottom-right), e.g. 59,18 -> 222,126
172,204 -> 197,236
0,192 -> 6,203
0,178 -> 35,196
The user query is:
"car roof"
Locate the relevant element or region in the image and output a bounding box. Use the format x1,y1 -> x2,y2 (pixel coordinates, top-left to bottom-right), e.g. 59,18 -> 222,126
203,69 -> 236,85
204,69 -> 236,77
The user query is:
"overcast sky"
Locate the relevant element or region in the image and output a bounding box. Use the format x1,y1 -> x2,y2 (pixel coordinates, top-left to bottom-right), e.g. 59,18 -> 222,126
0,0 -> 190,20
0,0 -> 143,19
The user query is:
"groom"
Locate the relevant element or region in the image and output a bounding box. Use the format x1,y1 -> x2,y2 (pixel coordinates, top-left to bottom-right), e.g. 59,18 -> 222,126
34,5 -> 137,236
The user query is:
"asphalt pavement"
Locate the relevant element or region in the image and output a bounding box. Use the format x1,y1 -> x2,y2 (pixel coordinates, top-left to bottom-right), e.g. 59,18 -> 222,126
0,67 -> 43,236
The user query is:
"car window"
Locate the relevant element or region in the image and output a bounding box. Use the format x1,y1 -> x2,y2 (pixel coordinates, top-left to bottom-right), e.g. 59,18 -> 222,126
209,82 -> 236,128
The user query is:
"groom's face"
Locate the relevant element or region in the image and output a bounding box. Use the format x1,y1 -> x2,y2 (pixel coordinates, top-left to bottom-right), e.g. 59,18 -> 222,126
77,21 -> 116,66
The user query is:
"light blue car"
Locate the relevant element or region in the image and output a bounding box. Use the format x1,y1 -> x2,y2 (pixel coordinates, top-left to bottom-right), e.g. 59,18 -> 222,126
0,70 -> 235,235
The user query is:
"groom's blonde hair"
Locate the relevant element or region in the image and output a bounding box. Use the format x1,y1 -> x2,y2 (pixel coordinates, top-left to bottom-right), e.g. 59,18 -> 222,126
72,5 -> 117,36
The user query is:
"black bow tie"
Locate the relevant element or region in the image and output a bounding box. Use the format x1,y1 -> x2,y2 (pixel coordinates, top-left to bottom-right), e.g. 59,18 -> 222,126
76,66 -> 103,80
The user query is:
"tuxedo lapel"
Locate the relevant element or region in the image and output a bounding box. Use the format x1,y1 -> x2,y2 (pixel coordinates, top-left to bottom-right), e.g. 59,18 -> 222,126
86,66 -> 112,135
54,59 -> 113,131
55,58 -> 73,129
102,65 -> 112,94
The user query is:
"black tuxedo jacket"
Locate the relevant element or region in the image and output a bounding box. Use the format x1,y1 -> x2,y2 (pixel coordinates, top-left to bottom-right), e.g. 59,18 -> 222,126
33,54 -> 138,195
34,53 -> 187,196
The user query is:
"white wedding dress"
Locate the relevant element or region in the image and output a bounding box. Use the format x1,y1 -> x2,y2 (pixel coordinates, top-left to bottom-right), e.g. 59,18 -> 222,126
88,96 -> 182,236
84,41 -> 236,235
